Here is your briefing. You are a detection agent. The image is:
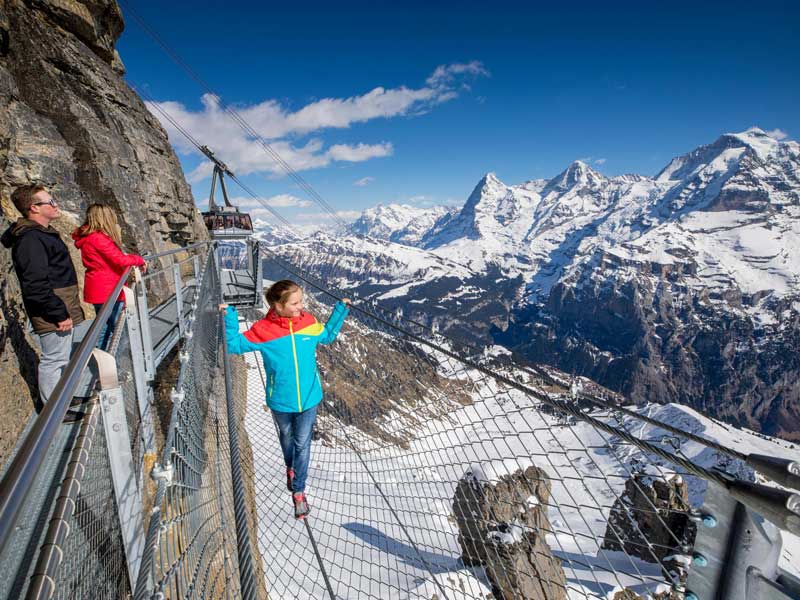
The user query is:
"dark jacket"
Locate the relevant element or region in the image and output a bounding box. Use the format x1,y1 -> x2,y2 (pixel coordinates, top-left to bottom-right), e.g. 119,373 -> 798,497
1,219 -> 85,334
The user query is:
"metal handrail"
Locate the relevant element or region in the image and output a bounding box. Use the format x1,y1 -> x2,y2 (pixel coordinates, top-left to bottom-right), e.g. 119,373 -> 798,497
0,267 -> 132,553
141,255 -> 197,282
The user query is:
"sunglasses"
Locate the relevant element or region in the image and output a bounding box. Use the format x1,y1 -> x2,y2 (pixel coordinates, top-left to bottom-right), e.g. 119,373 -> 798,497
32,198 -> 58,208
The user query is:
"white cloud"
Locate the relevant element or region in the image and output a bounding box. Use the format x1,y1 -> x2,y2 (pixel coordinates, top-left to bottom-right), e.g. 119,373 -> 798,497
328,142 -> 393,162
354,177 -> 375,187
296,210 -> 362,222
594,158 -> 607,165
146,61 -> 489,180
426,61 -> 490,87
765,128 -> 788,141
263,194 -> 313,208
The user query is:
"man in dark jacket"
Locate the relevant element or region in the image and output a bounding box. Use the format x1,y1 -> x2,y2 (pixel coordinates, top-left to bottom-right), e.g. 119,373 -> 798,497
1,184 -> 85,407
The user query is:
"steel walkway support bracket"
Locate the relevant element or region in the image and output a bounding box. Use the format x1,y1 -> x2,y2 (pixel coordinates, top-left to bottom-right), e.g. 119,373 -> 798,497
686,481 -> 800,600
173,263 -> 185,336
94,347 -> 145,594
123,286 -> 156,459
132,268 -> 156,381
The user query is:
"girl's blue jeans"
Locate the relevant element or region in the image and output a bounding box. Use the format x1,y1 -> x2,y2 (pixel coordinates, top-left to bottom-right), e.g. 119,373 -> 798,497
271,403 -> 319,493
93,301 -> 124,351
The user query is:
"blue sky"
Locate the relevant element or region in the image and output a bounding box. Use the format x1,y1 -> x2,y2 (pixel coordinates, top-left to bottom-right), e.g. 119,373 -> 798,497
117,0 -> 800,227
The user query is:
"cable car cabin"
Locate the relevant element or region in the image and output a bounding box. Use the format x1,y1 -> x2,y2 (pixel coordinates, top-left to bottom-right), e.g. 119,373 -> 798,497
202,206 -> 253,241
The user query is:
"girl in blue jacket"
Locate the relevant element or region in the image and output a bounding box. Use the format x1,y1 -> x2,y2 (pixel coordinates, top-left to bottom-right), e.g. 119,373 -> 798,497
220,280 -> 349,518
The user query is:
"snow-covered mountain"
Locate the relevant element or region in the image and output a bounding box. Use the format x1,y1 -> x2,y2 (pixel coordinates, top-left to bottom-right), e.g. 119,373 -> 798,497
267,127 -> 800,439
348,203 -> 458,246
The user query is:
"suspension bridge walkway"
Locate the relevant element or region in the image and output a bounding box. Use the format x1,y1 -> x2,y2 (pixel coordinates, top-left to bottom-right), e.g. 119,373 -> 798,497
1,5 -> 800,596
0,237 -> 798,600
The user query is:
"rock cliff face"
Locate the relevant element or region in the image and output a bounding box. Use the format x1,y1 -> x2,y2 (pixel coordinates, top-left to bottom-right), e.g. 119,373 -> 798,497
0,0 -> 207,463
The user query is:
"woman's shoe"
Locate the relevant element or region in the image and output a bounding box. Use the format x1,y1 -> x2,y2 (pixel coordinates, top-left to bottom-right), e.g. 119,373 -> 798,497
286,468 -> 294,492
293,493 -> 309,519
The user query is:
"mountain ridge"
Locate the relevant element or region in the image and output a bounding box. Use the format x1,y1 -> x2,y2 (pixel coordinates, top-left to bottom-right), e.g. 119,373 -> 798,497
263,128 -> 800,439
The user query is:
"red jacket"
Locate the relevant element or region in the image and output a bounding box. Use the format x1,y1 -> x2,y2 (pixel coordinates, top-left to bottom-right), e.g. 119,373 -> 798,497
72,230 -> 145,304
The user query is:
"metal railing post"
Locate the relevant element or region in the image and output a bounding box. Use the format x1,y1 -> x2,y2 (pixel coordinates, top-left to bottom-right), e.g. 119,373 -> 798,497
94,348 -> 145,591
173,263 -> 185,336
132,267 -> 155,382
686,481 -> 800,600
122,286 -> 156,459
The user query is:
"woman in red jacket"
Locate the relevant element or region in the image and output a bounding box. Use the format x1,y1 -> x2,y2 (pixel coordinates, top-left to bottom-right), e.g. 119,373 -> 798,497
73,204 -> 146,349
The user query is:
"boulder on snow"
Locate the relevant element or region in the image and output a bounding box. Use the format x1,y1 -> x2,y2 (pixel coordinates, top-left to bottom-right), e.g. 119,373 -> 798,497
602,473 -> 696,567
452,464 -> 567,600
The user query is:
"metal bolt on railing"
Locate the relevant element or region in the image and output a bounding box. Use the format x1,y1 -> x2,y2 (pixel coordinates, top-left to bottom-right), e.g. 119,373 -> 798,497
170,389 -> 185,406
150,463 -> 174,487
702,514 -> 717,528
692,553 -> 708,568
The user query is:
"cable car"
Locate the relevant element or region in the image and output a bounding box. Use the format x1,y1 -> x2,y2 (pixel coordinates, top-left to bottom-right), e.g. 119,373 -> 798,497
200,146 -> 253,240
199,146 -> 262,307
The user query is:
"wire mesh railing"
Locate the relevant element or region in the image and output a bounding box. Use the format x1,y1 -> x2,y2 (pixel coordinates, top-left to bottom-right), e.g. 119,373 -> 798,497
46,399 -> 133,600
0,241 -> 211,600
133,248 -> 268,600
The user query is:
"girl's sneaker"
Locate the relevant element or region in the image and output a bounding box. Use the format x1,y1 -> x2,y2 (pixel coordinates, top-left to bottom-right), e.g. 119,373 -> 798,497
293,493 -> 309,519
286,468 -> 294,492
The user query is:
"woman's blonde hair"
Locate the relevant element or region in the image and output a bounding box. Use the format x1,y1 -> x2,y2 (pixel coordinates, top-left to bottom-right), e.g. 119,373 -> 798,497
265,280 -> 301,307
76,203 -> 123,248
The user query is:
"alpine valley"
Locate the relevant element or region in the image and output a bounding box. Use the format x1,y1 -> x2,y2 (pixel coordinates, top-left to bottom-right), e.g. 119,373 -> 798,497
260,128 -> 800,441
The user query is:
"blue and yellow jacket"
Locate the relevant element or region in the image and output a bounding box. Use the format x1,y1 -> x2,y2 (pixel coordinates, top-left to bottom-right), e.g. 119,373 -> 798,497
224,302 -> 349,413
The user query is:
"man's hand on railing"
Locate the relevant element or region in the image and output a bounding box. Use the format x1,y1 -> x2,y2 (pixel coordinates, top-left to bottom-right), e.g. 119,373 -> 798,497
218,303 -> 229,312
342,298 -> 351,307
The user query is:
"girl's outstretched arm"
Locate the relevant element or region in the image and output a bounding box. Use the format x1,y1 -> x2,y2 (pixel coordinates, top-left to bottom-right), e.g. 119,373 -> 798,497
318,300 -> 349,345
221,304 -> 262,354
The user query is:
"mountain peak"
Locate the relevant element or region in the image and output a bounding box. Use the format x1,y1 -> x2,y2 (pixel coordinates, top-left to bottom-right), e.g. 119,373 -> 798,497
720,127 -> 785,159
463,171 -> 507,207
545,160 -> 604,191
349,202 -> 455,246
479,171 -> 501,185
656,127 -> 789,182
